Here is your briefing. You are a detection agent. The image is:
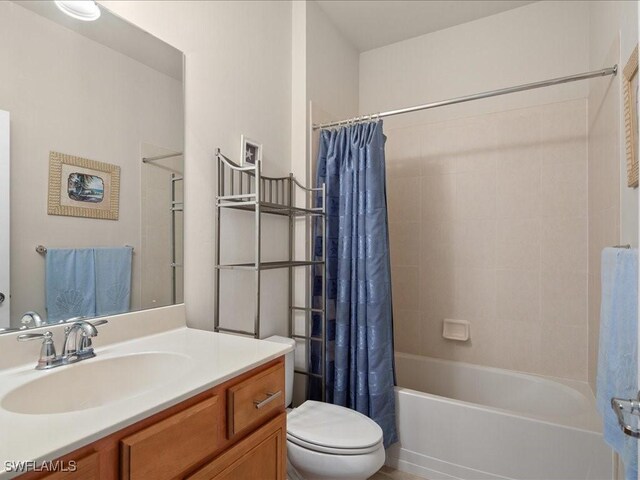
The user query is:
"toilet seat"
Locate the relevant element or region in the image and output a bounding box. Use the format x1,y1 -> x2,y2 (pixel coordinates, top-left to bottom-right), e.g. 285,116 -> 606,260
287,433 -> 383,455
287,401 -> 384,455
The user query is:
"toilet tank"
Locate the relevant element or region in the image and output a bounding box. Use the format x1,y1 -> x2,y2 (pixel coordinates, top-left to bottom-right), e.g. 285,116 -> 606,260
264,335 -> 295,407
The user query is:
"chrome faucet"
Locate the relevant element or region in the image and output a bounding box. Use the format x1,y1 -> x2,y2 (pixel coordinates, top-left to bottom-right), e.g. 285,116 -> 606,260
62,320 -> 100,362
62,319 -> 108,362
17,319 -> 108,370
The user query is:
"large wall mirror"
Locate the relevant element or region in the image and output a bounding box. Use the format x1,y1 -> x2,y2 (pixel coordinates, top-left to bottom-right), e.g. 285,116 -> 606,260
0,1 -> 184,332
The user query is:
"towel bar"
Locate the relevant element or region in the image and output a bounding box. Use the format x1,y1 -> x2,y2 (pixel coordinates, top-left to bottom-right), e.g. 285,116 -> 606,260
36,245 -> 134,254
611,392 -> 640,438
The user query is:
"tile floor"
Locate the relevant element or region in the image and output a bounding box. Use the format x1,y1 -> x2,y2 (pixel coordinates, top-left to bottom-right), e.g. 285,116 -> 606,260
288,464 -> 426,480
368,465 -> 427,480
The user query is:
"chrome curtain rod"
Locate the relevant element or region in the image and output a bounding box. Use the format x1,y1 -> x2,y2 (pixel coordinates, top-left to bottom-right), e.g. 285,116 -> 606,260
313,65 -> 618,130
142,152 -> 183,163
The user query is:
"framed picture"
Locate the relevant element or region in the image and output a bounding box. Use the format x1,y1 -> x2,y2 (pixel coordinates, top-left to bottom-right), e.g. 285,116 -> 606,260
240,135 -> 262,169
623,44 -> 638,188
48,151 -> 120,220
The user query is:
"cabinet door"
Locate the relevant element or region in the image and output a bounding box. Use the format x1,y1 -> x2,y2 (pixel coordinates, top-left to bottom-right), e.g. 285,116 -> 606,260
38,452 -> 99,480
187,413 -> 286,480
121,395 -> 221,480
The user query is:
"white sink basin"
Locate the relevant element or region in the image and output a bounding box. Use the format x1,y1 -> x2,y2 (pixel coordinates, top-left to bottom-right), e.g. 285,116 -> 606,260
1,352 -> 195,415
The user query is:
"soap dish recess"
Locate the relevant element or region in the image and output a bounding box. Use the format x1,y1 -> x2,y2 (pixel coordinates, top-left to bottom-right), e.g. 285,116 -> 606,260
442,319 -> 470,341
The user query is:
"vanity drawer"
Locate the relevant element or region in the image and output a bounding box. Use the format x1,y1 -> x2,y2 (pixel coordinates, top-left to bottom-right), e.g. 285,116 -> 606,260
227,363 -> 284,437
120,395 -> 222,480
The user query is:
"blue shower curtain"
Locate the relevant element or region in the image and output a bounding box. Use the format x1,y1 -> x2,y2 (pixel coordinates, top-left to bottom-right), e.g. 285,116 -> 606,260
311,120 -> 398,448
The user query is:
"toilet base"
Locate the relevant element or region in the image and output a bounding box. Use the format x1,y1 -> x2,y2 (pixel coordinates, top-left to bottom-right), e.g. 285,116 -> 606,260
286,459 -> 305,480
287,439 -> 384,480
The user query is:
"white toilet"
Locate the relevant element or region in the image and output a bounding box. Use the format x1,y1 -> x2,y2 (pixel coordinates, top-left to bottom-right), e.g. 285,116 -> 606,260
266,336 -> 385,480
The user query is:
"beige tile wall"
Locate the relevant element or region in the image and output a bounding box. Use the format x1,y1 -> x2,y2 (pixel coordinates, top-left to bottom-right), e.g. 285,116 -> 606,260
387,99 -> 589,381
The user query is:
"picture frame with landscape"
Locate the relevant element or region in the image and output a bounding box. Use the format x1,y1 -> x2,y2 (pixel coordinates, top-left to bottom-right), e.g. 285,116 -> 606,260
47,151 -> 120,220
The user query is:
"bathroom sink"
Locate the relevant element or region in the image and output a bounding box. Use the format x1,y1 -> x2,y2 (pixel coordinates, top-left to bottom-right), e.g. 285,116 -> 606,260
1,352 -> 195,415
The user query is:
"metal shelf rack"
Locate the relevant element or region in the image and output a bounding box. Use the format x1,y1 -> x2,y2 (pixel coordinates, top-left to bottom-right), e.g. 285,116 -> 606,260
170,173 -> 183,304
214,149 -> 327,399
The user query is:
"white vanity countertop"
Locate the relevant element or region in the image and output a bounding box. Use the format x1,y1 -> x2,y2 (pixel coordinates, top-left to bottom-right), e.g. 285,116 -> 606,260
0,327 -> 293,478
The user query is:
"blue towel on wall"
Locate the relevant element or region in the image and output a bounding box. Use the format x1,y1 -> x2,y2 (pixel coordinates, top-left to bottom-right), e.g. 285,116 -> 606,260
596,247 -> 638,480
94,247 -> 132,316
45,247 -> 132,322
45,248 -> 96,323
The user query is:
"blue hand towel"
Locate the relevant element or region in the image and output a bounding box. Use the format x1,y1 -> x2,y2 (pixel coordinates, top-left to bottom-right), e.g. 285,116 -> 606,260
94,247 -> 132,317
596,247 -> 638,480
45,248 -> 96,323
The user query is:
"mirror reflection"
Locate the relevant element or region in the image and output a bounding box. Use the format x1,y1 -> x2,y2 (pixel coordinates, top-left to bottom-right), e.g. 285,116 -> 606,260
0,1 -> 184,332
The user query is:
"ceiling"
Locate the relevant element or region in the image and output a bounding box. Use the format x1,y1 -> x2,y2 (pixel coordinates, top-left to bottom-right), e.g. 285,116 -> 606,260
316,0 -> 537,52
14,1 -> 183,81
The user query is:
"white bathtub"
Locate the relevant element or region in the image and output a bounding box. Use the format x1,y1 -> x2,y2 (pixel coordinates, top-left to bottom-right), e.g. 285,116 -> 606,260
387,353 -> 613,480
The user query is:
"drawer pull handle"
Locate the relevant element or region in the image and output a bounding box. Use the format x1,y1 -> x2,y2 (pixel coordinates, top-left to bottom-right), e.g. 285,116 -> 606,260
254,391 -> 282,409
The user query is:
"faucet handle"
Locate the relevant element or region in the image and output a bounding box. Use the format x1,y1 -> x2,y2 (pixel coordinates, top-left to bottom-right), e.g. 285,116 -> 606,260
17,331 -> 54,342
17,331 -> 61,370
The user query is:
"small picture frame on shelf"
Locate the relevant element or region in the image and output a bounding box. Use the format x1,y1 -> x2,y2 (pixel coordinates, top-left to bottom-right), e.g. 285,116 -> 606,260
240,135 -> 262,169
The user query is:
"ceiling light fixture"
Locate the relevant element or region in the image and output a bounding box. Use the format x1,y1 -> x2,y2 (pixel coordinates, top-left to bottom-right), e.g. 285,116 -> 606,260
54,1 -> 101,22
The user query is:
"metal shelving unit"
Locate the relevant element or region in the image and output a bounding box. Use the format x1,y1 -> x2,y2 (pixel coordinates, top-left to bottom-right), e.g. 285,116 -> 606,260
214,149 -> 327,399
170,173 -> 183,304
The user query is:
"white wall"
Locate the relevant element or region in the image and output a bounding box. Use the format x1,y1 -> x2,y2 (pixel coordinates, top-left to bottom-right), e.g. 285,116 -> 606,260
101,1 -> 293,335
306,0 -> 359,122
589,0 -> 639,249
0,2 -> 183,326
290,0 -> 359,188
304,0 -> 360,187
359,1 -> 590,127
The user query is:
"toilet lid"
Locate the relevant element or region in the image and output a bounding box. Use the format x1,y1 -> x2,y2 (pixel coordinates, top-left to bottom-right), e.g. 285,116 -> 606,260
287,401 -> 383,454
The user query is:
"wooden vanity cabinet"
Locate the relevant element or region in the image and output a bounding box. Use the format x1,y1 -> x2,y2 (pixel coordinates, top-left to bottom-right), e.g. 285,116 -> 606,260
20,358 -> 285,480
